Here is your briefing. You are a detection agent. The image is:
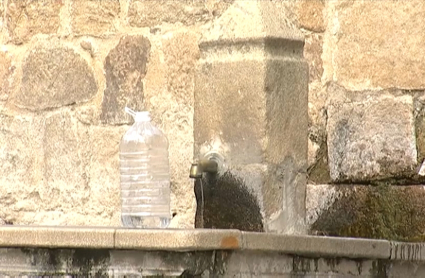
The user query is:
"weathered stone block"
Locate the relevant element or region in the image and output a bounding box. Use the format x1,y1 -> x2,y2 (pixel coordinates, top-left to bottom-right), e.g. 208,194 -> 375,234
43,111 -> 89,212
128,0 -> 233,27
0,114 -> 44,224
296,0 -> 325,32
0,51 -> 12,101
84,126 -> 128,226
194,1 -> 308,234
304,33 -> 323,83
152,31 -> 199,228
71,0 -> 120,35
308,184 -> 425,242
6,0 -> 61,44
34,111 -> 124,226
15,45 -> 97,111
195,59 -> 267,166
101,35 -> 150,125
327,85 -> 417,182
331,0 -> 425,89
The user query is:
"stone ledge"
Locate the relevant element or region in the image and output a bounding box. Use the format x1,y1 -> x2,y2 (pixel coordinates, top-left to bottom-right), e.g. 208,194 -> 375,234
114,228 -> 242,251
0,226 -> 115,249
0,226 -> 397,260
390,241 -> 425,261
241,232 -> 390,259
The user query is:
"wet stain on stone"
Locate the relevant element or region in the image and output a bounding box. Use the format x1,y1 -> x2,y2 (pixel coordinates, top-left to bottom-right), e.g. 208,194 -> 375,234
71,249 -> 110,276
194,171 -> 263,232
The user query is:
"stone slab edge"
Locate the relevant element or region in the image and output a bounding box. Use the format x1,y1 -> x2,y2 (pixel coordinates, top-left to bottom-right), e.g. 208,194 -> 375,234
240,232 -> 391,259
0,226 -> 402,260
390,241 -> 425,261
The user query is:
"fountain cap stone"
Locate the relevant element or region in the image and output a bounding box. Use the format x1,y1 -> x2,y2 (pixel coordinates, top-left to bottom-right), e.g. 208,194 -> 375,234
200,0 -> 304,46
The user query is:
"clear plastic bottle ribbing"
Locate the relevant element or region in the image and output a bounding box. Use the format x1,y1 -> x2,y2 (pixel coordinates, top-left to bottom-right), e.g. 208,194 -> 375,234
119,108 -> 171,228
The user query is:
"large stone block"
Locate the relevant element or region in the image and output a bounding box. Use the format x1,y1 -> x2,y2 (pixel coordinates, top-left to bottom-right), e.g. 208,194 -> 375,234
6,0 -> 61,44
70,0 -> 120,35
42,111 -> 89,213
101,35 -> 150,125
331,0 -> 425,89
327,84 -> 417,182
0,114 -> 44,224
296,0 -> 325,32
14,44 -> 97,111
0,51 -> 12,101
308,184 -> 425,241
195,60 -> 267,166
83,125 -> 128,226
143,31 -> 200,228
194,1 -> 308,234
128,0 -> 233,27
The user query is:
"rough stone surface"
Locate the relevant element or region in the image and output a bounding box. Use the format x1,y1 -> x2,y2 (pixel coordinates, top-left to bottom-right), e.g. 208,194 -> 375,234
0,51 -> 12,101
242,232 -> 390,259
327,85 -> 417,182
310,184 -> 425,242
0,244 -> 399,277
0,108 -> 126,226
304,33 -> 324,83
143,31 -> 200,228
331,0 -> 425,89
307,141 -> 331,184
195,1 -> 308,234
2,0 -> 424,231
304,33 -> 326,173
128,0 -> 233,27
306,184 -> 341,227
0,114 -> 44,224
101,35 -> 150,125
195,60 -> 267,166
6,0 -> 61,44
71,0 -> 120,36
0,227 -> 115,249
15,45 -> 97,111
115,229 -> 242,250
296,0 -> 325,32
80,125 -> 127,226
40,111 -> 117,226
43,111 -> 88,213
200,1 -> 303,43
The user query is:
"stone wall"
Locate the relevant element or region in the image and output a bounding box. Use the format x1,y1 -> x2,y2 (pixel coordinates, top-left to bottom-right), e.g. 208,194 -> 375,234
0,0 -> 423,234
0,0 -> 232,227
302,0 -> 425,240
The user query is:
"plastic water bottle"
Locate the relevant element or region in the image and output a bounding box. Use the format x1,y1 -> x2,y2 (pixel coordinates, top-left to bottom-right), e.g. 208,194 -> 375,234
119,107 -> 171,228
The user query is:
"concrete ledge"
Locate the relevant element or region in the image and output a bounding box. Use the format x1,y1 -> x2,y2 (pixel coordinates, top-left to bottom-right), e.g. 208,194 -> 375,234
0,226 -> 402,260
0,226 -> 115,249
241,232 -> 390,259
115,228 -> 241,251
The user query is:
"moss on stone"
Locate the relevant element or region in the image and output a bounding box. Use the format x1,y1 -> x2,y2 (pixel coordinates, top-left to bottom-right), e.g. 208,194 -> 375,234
311,184 -> 425,241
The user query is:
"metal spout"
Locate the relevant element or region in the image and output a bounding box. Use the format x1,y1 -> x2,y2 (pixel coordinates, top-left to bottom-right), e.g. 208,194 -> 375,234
189,159 -> 218,179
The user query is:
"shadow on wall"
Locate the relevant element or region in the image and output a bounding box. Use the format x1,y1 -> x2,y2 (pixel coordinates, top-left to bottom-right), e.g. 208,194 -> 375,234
194,171 -> 264,232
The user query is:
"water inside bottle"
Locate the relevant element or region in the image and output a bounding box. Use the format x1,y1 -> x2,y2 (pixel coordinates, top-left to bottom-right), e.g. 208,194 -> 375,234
119,112 -> 171,229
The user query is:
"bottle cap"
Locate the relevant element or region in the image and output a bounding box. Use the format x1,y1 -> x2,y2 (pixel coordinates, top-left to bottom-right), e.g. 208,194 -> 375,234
125,107 -> 151,122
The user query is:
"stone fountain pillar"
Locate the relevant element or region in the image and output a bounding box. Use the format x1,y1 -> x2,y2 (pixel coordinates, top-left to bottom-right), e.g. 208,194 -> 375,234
194,1 -> 309,234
